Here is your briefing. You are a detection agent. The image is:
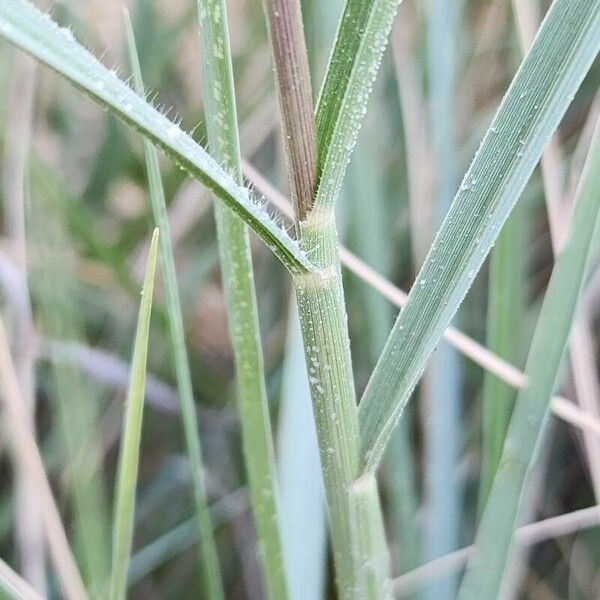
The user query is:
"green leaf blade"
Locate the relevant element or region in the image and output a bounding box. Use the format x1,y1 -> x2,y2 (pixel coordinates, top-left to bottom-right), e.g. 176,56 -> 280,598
358,0 -> 600,469
314,0 -> 401,210
479,206 -> 526,509
110,228 -> 159,600
196,1 -> 289,598
0,0 -> 313,275
125,16 -> 226,600
458,113 -> 600,600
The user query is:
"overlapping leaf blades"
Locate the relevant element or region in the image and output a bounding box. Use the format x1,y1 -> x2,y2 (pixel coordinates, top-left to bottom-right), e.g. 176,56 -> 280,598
358,0 -> 600,469
458,114 -> 600,600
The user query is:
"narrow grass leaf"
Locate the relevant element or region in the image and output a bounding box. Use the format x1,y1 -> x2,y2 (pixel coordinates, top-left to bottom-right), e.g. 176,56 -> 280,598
479,205 -> 526,508
0,0 -> 313,275
110,229 -> 159,600
313,0 -> 402,210
359,0 -> 600,469
125,17 -> 225,600
195,1 -> 289,598
457,114 -> 600,600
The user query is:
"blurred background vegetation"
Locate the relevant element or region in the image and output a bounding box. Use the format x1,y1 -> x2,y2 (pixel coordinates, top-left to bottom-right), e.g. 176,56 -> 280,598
0,0 -> 599,598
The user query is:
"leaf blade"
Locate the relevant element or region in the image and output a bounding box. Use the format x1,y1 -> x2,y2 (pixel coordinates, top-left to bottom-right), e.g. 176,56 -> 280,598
458,113 -> 600,600
195,0 -> 290,597
109,229 -> 159,600
358,0 -> 600,469
0,0 -> 313,275
125,16 -> 226,600
313,0 -> 402,211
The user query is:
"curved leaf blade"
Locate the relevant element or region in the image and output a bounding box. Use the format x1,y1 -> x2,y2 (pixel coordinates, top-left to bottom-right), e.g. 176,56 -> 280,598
0,0 -> 313,275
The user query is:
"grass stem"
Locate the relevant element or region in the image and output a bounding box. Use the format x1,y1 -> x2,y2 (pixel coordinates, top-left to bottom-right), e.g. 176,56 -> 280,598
262,0 -> 392,595
261,0 -> 316,222
195,0 -> 289,597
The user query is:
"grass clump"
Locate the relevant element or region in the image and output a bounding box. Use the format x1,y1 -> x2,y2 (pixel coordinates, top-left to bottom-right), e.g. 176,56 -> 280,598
0,0 -> 599,598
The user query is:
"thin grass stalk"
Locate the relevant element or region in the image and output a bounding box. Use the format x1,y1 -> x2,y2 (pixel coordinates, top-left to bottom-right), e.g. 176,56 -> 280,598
109,229 -> 159,600
296,188 -> 392,600
194,1 -> 288,598
261,0 -> 391,596
124,18 -> 225,600
260,0 -> 316,222
423,3 -> 462,597
294,256 -> 387,600
502,5 -> 600,587
297,185 -> 391,598
2,49 -> 45,592
457,115 -> 600,600
0,315 -> 87,600
512,0 -> 600,502
358,0 -> 600,469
